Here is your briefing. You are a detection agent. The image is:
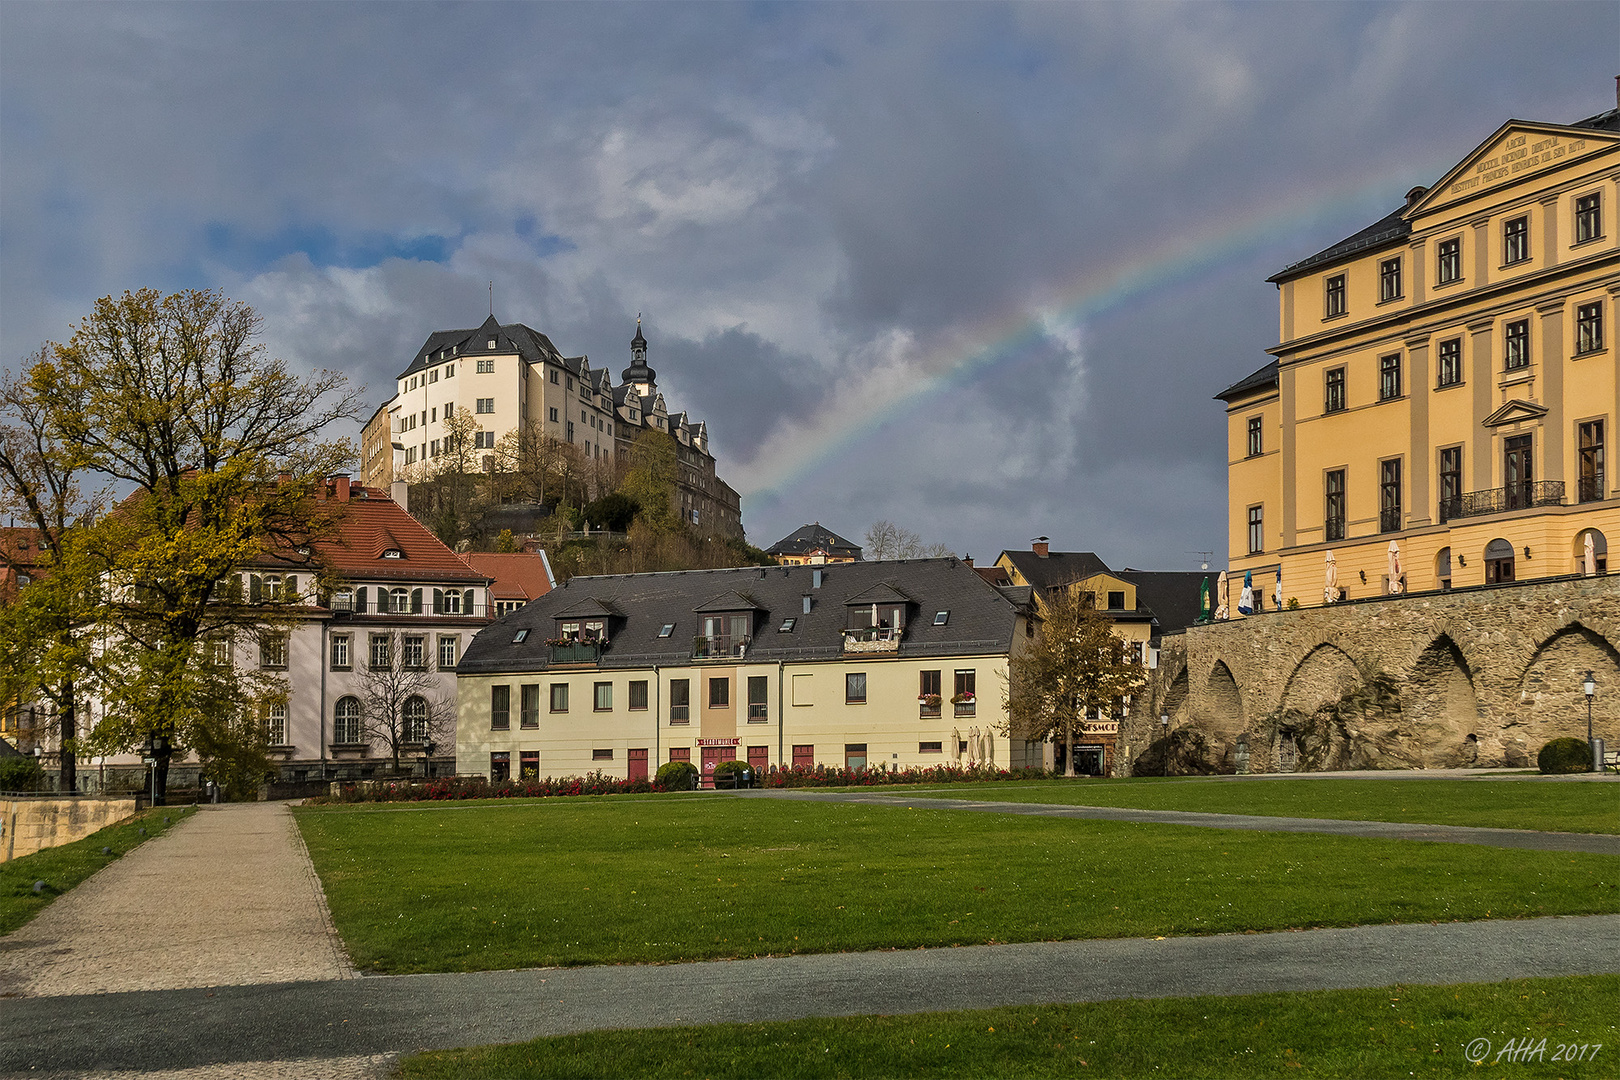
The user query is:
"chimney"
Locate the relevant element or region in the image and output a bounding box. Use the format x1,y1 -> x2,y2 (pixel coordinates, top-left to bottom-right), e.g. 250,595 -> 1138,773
390,480 -> 409,511
333,475 -> 351,502
1033,536 -> 1050,558
963,554 -> 974,567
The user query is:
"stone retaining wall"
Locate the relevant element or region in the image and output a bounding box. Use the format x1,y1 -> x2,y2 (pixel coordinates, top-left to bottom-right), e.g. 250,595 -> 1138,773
1,797 -> 138,862
1126,576 -> 1620,775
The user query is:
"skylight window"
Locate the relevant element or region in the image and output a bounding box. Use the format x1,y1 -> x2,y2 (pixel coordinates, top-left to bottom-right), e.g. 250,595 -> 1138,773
512,629 -> 529,643
778,618 -> 796,633
933,611 -> 949,626
658,624 -> 675,638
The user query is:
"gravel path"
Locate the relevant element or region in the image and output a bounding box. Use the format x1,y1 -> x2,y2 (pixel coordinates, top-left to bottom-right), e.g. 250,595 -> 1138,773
0,802 -> 352,998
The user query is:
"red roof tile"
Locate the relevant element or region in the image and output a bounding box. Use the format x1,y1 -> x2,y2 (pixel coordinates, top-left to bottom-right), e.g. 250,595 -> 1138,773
463,552 -> 555,601
248,486 -> 487,584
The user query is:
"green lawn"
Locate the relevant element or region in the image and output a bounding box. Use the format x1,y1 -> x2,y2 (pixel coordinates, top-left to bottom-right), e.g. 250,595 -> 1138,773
398,974 -> 1620,1079
295,797 -> 1619,974
880,777 -> 1620,834
0,805 -> 195,935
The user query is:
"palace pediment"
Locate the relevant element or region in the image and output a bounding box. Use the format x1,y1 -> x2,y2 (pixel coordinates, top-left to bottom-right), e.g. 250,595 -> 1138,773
1482,398 -> 1548,428
1411,120 -> 1619,217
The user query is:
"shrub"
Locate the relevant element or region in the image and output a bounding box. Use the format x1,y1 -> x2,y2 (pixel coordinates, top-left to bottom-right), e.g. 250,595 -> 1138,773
654,760 -> 699,792
711,759 -> 752,788
0,757 -> 44,792
1538,737 -> 1592,774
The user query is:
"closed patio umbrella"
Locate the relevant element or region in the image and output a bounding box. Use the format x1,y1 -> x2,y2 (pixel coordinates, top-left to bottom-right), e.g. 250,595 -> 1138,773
1238,569 -> 1254,615
1323,550 -> 1338,604
1273,570 -> 1283,610
1586,532 -> 1598,577
1198,576 -> 1211,621
1387,541 -> 1404,595
1214,570 -> 1230,620
952,727 -> 963,762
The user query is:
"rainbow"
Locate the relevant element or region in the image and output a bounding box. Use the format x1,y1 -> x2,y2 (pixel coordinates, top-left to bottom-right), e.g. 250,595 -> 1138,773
736,157 -> 1456,508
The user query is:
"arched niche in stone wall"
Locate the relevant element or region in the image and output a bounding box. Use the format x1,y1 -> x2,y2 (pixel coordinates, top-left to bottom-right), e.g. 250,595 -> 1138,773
1573,529 -> 1608,576
1514,622 -> 1620,750
1191,661 -> 1245,771
1277,642 -> 1402,771
1404,634 -> 1484,767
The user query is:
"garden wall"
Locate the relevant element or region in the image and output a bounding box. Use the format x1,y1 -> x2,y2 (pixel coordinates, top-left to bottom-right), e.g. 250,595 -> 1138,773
1,796 -> 137,862
1126,575 -> 1620,775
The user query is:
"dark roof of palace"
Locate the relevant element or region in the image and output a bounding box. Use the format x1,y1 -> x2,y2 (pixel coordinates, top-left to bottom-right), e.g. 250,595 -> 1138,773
1115,571 -> 1207,636
999,549 -> 1111,591
1267,107 -> 1620,284
765,522 -> 863,558
1215,360 -> 1279,402
457,558 -> 1022,675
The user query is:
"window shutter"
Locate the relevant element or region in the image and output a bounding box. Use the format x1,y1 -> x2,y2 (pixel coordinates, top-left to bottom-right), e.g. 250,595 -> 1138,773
356,587 -> 367,613
411,588 -> 423,614
433,589 -> 444,614
464,589 -> 476,615
285,575 -> 298,600
250,575 -> 262,603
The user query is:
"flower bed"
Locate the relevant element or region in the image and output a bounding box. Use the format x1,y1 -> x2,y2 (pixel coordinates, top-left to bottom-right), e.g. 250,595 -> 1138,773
761,762 -> 1056,788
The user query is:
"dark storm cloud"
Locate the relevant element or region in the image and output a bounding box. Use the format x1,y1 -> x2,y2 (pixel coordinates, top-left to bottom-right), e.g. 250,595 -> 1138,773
3,1 -> 1616,567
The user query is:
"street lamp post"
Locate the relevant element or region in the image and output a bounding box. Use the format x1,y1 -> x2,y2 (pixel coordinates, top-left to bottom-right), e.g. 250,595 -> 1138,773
1584,671 -> 1597,772
423,739 -> 436,781
1160,712 -> 1170,777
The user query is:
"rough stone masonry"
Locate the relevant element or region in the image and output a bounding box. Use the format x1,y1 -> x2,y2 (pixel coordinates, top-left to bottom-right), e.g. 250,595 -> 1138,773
1126,576 -> 1620,775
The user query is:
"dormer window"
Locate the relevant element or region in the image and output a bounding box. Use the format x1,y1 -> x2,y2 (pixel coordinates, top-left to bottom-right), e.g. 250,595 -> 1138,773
382,548 -> 403,559
488,339 -> 497,350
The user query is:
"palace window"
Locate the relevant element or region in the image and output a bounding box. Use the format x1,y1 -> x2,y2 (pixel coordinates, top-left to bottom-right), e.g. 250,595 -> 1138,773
438,635 -> 458,669
1324,367 -> 1346,413
1576,301 -> 1604,355
1503,216 -> 1528,264
261,702 -> 287,746
1575,193 -> 1602,244
1436,237 -> 1461,284
401,635 -> 425,670
629,680 -> 649,711
549,407 -> 558,422
1579,421 -> 1606,504
403,697 -> 428,743
259,634 -> 288,669
954,670 -> 977,717
594,682 -> 613,712
330,634 -> 351,670
522,684 -> 541,727
669,678 -> 690,723
370,634 -> 391,669
845,672 -> 867,704
708,676 -> 730,708
1437,338 -> 1463,387
1324,469 -> 1346,542
1379,354 -> 1402,400
548,683 -> 568,714
334,697 -> 362,744
1439,447 -> 1463,522
1246,415 -> 1262,457
1380,459 -> 1403,533
1503,320 -> 1530,370
1247,505 -> 1264,554
476,398 -> 494,414
747,676 -> 768,721
1378,257 -> 1402,302
476,359 -> 494,373
919,670 -> 942,718
1324,274 -> 1346,318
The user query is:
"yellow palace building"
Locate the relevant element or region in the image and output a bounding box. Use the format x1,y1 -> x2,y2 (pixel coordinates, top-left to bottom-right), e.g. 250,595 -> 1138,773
1220,98 -> 1619,605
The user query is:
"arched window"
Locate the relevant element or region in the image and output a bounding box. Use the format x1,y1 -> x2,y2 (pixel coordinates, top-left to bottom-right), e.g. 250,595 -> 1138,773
404,696 -> 428,744
1484,538 -> 1515,584
1435,546 -> 1452,590
390,587 -> 409,613
334,697 -> 362,745
1577,529 -> 1608,575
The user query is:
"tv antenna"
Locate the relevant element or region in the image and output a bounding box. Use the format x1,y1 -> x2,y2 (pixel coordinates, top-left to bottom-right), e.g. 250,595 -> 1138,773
1189,550 -> 1214,572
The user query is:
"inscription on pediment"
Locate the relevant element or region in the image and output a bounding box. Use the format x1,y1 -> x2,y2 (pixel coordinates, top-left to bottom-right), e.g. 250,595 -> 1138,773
1448,132 -> 1594,198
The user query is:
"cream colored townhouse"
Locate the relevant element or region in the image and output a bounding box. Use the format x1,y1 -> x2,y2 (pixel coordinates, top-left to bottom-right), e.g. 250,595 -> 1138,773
454,558 -> 1039,785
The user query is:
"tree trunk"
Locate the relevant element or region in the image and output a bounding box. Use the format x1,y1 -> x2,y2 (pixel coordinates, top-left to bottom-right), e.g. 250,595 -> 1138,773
1063,715 -> 1075,777
153,734 -> 171,806
58,681 -> 76,794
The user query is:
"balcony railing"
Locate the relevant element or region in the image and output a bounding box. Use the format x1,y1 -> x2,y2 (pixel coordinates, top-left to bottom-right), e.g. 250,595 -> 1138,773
1379,507 -> 1403,533
1578,476 -> 1606,503
1439,480 -> 1564,522
329,595 -> 489,617
843,626 -> 901,654
692,635 -> 750,660
549,641 -> 604,664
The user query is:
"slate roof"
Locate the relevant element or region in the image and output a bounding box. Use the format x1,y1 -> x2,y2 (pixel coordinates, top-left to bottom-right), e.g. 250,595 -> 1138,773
457,558 -> 1021,675
765,522 -> 864,559
1115,571 -> 1207,636
1215,360 -> 1279,403
998,550 -> 1110,591
396,315 -> 571,380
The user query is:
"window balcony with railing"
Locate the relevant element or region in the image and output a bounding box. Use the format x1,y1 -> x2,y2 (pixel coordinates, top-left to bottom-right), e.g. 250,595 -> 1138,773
1439,480 -> 1564,522
692,635 -> 750,660
548,640 -> 604,664
843,625 -> 902,654
1578,476 -> 1606,503
1379,507 -> 1403,533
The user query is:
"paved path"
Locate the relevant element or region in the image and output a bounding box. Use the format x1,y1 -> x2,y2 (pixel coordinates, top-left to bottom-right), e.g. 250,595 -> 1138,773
0,803 -> 351,998
4,915 -> 1617,1076
744,789 -> 1620,854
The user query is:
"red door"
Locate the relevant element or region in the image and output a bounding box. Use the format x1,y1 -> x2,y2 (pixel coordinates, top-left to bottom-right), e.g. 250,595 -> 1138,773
748,745 -> 769,776
628,748 -> 649,781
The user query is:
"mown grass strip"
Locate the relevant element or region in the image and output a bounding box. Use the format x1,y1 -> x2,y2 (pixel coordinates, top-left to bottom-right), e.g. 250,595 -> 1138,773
295,797 -> 1619,974
397,974 -> 1620,1079
884,777 -> 1620,834
0,805 -> 196,935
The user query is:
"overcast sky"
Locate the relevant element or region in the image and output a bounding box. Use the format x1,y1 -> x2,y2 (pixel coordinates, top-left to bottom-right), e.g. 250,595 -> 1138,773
3,2 -> 1614,568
